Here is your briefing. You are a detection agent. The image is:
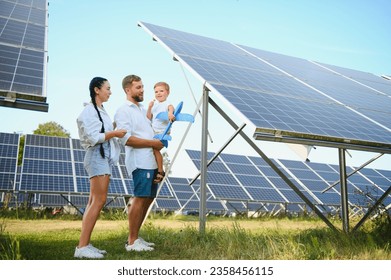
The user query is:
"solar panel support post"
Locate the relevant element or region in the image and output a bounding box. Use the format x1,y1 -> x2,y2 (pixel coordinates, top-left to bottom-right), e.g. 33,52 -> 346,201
209,97 -> 339,233
338,148 -> 350,233
199,86 -> 210,234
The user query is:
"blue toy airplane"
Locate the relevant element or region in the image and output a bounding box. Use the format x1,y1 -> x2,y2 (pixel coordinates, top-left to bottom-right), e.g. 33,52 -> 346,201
154,101 -> 194,147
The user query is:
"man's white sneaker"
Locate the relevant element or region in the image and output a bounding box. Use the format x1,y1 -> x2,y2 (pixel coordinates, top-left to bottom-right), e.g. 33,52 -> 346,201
125,239 -> 154,252
139,237 -> 155,247
87,244 -> 107,255
74,246 -> 104,259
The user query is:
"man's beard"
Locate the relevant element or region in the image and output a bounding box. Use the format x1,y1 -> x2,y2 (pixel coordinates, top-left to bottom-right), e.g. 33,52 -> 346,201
134,95 -> 143,102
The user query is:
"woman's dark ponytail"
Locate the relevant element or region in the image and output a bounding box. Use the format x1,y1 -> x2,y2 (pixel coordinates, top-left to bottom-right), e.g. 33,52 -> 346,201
89,77 -> 107,158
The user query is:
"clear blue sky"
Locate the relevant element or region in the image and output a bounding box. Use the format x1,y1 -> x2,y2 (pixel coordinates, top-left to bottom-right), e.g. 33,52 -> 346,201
2,0 -> 391,175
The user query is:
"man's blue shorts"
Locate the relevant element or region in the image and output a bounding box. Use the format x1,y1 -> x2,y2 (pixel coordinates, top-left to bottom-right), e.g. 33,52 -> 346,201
132,168 -> 158,198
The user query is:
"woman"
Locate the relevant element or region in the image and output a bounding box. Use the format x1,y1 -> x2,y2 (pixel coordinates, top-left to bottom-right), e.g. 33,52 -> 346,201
75,77 -> 126,258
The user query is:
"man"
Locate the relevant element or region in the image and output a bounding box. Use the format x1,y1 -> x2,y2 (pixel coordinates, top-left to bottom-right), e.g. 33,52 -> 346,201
114,74 -> 164,252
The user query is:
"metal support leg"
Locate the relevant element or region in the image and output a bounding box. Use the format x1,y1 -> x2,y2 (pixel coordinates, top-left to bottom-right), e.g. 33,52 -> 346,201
338,148 -> 350,233
199,86 -> 209,234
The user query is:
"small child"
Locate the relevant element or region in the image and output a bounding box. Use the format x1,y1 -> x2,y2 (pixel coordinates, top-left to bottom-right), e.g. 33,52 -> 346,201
147,81 -> 175,183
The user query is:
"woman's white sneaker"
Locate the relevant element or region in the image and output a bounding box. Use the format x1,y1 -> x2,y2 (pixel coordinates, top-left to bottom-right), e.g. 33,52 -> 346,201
87,244 -> 107,254
125,239 -> 154,252
74,246 -> 104,259
139,237 -> 155,247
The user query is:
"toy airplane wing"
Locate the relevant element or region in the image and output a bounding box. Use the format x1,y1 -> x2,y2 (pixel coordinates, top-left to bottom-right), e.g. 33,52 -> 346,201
156,111 -> 194,122
156,100 -> 194,123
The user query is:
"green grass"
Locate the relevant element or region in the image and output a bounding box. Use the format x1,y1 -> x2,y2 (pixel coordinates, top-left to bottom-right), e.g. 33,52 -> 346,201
1,210 -> 390,260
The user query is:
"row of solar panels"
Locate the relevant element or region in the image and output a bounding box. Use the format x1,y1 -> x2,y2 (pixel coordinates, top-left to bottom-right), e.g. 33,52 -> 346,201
1,132 -> 390,214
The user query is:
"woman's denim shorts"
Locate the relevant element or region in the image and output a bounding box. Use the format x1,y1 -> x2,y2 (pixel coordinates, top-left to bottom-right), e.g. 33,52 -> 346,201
83,142 -> 112,178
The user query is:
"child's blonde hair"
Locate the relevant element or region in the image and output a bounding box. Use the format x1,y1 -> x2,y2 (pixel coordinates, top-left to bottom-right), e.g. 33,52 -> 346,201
154,81 -> 170,92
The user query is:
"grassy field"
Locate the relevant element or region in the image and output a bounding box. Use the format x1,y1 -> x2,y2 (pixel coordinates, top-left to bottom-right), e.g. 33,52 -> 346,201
1,211 -> 390,260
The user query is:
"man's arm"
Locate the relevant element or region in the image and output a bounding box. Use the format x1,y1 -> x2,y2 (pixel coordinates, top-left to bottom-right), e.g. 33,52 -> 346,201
126,136 -> 164,150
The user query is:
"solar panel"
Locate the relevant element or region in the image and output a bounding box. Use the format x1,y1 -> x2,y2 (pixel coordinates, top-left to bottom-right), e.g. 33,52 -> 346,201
186,150 -> 252,201
139,22 -> 391,152
188,150 -> 292,203
0,132 -> 19,191
189,178 -> 226,211
154,198 -> 181,210
0,0 -> 49,112
20,134 -> 75,193
186,149 -> 391,210
237,50 -> 391,131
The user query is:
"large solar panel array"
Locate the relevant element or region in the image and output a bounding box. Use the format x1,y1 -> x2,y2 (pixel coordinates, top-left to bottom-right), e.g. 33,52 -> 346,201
138,22 -> 391,152
0,132 -> 19,191
2,132 -> 389,214
186,149 -> 391,212
0,0 -> 49,112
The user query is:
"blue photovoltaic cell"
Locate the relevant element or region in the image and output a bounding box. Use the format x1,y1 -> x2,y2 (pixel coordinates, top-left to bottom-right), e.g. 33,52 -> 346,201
317,62 -> 391,98
108,179 -> 126,194
245,187 -> 285,202
278,159 -> 353,205
24,146 -> 71,161
76,177 -> 90,194
37,194 -> 126,208
206,201 -> 225,211
71,141 -> 91,194
139,22 -> 391,150
167,177 -> 200,209
155,198 -> 181,210
21,174 -> 73,193
225,201 -> 247,212
247,202 -> 270,212
278,189 -> 305,204
186,149 -> 253,200
26,134 -> 70,148
22,159 -> 73,175
183,200 -> 201,210
188,178 -> 226,210
0,132 -> 19,191
37,194 -> 68,206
